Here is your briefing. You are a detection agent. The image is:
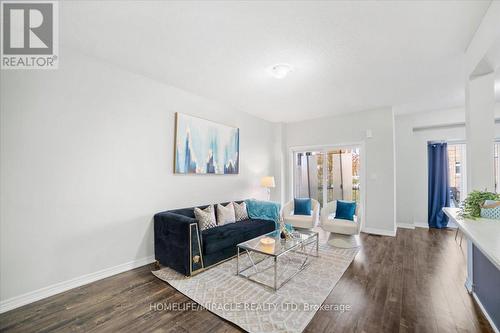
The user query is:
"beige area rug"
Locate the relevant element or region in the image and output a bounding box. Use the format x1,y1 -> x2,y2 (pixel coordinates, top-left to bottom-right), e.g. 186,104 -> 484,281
152,243 -> 358,333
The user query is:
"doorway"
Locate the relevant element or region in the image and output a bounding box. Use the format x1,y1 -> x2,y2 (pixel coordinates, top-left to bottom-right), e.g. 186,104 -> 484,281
292,145 -> 362,209
447,143 -> 467,208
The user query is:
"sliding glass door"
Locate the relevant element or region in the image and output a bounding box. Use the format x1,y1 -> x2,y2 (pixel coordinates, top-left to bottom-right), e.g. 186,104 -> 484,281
326,149 -> 360,203
294,152 -> 324,206
293,147 -> 361,207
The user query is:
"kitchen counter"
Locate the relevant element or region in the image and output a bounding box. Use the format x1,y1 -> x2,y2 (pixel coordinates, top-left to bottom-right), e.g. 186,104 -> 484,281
443,207 -> 500,333
443,207 -> 500,270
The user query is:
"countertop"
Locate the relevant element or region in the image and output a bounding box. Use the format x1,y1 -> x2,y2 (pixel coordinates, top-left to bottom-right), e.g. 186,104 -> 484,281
443,207 -> 500,271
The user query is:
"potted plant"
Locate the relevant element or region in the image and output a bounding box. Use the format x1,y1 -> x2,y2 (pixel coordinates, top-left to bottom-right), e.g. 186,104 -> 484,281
460,190 -> 500,219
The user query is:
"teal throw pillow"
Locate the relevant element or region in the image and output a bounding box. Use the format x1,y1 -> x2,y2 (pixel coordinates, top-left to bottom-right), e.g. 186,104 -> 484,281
294,198 -> 311,215
335,200 -> 356,221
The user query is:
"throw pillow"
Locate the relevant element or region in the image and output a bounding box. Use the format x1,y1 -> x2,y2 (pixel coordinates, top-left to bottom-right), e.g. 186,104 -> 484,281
217,202 -> 236,225
194,205 -> 217,230
294,198 -> 312,215
335,200 -> 356,221
233,201 -> 249,221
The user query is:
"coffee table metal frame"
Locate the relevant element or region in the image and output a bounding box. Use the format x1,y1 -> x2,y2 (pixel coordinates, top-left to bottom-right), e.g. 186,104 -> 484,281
236,230 -> 319,291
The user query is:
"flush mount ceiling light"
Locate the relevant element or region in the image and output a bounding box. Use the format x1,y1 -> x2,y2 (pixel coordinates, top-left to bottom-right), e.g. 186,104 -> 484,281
269,63 -> 292,79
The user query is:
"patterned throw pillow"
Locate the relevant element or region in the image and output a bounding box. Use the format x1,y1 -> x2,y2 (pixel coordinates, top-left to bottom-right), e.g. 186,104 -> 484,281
234,201 -> 249,221
217,202 -> 236,225
194,205 -> 217,230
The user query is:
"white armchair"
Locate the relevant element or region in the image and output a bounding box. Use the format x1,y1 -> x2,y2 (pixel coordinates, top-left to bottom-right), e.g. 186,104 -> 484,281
282,199 -> 320,229
320,200 -> 361,248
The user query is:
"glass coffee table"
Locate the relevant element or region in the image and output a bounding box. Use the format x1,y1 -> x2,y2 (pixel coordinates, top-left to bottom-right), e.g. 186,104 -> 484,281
236,229 -> 319,291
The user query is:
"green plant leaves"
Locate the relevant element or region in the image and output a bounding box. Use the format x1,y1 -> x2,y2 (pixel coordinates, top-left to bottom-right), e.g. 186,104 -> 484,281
460,190 -> 500,219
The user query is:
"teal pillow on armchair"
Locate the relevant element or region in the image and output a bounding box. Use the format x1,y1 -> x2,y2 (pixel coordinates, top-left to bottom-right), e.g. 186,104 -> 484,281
335,200 -> 356,221
294,198 -> 312,215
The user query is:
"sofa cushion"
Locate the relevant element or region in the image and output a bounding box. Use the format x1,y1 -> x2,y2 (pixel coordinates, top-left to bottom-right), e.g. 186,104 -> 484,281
217,202 -> 236,225
202,219 -> 275,255
195,205 -> 217,230
234,201 -> 249,221
239,219 -> 276,242
167,201 -> 245,220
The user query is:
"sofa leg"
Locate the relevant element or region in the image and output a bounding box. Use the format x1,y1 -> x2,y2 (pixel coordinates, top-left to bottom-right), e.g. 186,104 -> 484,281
327,233 -> 361,248
153,260 -> 160,270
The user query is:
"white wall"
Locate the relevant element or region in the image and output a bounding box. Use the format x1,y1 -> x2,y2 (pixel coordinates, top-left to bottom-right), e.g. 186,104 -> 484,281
395,108 -> 466,228
271,123 -> 286,204
0,48 -> 276,307
466,73 -> 496,193
284,108 -> 396,236
395,104 -> 500,228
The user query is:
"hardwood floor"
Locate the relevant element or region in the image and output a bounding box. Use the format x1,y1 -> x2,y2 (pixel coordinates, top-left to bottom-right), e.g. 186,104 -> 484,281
0,228 -> 493,333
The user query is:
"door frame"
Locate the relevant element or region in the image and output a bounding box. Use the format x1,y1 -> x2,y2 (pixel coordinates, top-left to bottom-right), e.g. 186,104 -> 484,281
288,141 -> 366,229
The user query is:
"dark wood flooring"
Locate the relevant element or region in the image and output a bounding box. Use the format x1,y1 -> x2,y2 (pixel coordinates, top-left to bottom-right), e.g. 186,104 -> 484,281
0,228 -> 494,333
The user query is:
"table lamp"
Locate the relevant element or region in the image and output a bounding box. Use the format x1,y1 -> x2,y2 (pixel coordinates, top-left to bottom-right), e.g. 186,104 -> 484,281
260,176 -> 275,200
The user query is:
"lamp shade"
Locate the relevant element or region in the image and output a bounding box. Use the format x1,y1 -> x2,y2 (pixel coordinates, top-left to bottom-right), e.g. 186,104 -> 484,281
260,176 -> 275,188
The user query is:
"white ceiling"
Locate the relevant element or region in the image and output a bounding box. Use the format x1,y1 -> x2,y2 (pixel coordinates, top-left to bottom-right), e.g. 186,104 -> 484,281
61,1 -> 492,122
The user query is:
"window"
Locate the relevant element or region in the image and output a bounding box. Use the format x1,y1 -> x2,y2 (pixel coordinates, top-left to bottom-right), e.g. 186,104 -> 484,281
447,143 -> 466,207
293,147 -> 361,207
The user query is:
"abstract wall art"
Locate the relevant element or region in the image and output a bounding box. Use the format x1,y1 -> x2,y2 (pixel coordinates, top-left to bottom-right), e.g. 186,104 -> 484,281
174,113 -> 239,174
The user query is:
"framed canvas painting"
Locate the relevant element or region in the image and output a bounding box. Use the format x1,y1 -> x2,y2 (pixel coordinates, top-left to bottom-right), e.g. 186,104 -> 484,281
174,113 -> 240,174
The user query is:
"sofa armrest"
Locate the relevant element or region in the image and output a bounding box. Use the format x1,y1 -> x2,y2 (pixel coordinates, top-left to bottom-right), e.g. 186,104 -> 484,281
154,212 -> 203,276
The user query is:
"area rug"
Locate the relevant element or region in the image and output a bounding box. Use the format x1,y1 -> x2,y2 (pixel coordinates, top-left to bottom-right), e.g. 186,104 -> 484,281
152,243 -> 358,333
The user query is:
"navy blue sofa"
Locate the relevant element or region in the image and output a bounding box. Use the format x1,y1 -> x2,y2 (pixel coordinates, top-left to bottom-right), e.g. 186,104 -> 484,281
154,201 -> 276,276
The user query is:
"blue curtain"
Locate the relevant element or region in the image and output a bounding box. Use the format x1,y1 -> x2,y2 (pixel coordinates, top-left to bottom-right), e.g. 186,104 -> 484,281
428,142 -> 450,228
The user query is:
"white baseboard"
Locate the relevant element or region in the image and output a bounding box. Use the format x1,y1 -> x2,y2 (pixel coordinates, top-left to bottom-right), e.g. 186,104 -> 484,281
0,255 -> 155,314
472,292 -> 499,333
397,223 -> 415,230
361,226 -> 396,237
414,222 -> 429,229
